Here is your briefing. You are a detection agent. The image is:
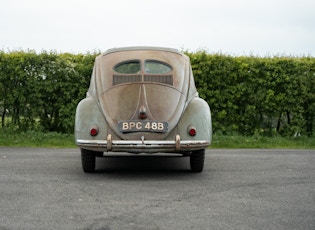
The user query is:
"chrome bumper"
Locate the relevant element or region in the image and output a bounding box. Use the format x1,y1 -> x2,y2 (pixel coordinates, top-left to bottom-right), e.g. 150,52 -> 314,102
76,135 -> 210,153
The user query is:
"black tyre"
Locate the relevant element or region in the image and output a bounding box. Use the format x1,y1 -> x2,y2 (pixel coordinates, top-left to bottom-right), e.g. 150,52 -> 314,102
190,149 -> 205,172
81,148 -> 96,173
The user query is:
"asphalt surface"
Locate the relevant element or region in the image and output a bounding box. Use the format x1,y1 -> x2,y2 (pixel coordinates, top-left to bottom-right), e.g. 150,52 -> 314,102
0,148 -> 314,230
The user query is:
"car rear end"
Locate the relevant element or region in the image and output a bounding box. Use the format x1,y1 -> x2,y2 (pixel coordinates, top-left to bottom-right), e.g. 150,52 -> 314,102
75,47 -> 211,172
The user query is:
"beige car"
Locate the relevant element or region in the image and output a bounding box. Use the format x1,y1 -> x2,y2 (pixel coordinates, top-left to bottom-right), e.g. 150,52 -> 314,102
75,47 -> 212,172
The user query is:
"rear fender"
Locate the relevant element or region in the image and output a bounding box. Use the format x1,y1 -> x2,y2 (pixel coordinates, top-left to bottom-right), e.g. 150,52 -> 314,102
75,97 -> 108,142
176,97 -> 212,143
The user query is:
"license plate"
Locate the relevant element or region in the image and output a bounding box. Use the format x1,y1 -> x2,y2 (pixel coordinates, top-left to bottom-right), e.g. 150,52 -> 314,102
118,120 -> 168,133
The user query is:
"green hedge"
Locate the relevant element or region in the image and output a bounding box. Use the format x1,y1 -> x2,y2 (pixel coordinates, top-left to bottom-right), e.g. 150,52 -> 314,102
0,50 -> 314,136
0,50 -> 97,133
188,51 -> 315,136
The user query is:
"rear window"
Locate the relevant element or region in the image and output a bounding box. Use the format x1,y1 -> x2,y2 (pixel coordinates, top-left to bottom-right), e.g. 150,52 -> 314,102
113,59 -> 173,86
144,60 -> 172,74
114,60 -> 141,74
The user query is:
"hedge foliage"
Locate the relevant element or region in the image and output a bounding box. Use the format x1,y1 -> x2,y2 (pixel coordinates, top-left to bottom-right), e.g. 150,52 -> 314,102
0,50 -> 96,133
0,50 -> 314,136
188,51 -> 315,136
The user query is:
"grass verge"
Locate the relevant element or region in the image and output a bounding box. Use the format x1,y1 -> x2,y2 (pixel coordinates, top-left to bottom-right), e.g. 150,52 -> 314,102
0,130 -> 76,148
211,134 -> 315,149
0,129 -> 314,149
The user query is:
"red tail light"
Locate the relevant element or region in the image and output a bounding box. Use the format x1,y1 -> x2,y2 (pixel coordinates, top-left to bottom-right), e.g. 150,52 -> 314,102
188,125 -> 196,136
90,125 -> 99,136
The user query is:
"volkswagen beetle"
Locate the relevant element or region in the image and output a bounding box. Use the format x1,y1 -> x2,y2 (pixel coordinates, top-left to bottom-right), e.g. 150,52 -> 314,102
75,47 -> 212,172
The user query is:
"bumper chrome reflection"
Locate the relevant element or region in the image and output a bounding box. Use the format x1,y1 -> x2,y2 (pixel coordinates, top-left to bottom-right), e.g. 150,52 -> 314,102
76,135 -> 209,153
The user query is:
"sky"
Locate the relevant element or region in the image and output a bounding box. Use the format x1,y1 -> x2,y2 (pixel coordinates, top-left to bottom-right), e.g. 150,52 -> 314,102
1,0 -> 315,56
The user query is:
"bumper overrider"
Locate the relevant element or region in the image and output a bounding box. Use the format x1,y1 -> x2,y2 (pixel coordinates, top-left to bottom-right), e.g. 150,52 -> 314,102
76,134 -> 210,153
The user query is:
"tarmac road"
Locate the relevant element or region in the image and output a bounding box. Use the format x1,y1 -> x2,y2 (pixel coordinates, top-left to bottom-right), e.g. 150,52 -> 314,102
0,148 -> 314,230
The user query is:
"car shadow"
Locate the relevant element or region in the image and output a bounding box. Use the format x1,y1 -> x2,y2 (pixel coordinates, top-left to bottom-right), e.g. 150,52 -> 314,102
94,154 -> 191,174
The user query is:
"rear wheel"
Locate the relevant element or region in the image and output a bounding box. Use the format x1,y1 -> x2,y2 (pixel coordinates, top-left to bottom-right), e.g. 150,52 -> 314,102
81,148 -> 96,173
190,149 -> 205,172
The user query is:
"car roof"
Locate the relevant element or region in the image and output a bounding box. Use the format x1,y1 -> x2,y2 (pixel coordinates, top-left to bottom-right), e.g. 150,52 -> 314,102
102,46 -> 182,56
